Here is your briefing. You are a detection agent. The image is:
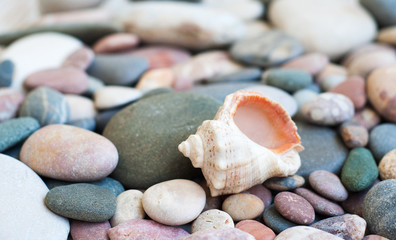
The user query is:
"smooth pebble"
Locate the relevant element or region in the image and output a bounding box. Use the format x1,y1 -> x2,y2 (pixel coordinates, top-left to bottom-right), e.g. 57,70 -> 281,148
111,190 -> 145,227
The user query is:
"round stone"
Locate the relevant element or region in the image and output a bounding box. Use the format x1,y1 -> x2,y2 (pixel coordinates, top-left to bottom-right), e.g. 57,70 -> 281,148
369,123 -> 396,161
264,175 -> 305,191
20,124 -> 118,181
70,220 -> 111,240
311,214 -> 366,240
275,226 -> 345,240
0,154 -> 70,239
309,170 -> 348,202
45,183 -> 117,222
341,147 -> 379,192
379,149 -> 396,180
269,0 -> 376,60
142,179 -> 206,225
111,190 -> 145,227
263,69 -> 313,93
19,87 -> 69,126
230,30 -> 303,67
330,76 -> 366,110
281,53 -> 329,75
93,33 -> 140,53
103,92 -> 220,189
191,209 -> 234,233
0,89 -> 24,123
180,228 -> 255,240
274,192 -> 315,225
0,117 -> 40,152
0,59 -> 14,87
360,0 -> 396,27
294,188 -> 344,216
263,204 -> 297,234
61,46 -> 94,70
222,193 -> 265,221
236,220 -> 276,240
363,179 -> 396,239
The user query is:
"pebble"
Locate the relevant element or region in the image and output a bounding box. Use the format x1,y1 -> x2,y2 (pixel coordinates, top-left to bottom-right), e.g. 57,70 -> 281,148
208,68 -> 261,83
311,214 -> 366,240
70,220 -> 111,240
136,68 -> 176,90
0,117 -> 40,152
316,63 -> 347,91
377,26 -> 396,45
342,180 -> 379,217
274,192 -> 315,225
351,107 -> 381,130
84,75 -> 105,96
65,94 -> 96,121
293,89 -> 318,112
94,86 -> 143,110
45,183 -> 116,222
367,65 -> 396,122
281,53 -> 329,75
295,121 -> 348,178
24,67 -> 89,94
330,76 -> 366,109
242,20 -> 272,40
0,89 -> 24,123
120,1 -> 244,49
262,69 -> 313,93
264,175 -> 305,191
230,30 -> 304,67
275,226 -> 344,240
93,33 -> 140,53
111,190 -> 145,227
39,0 -> 104,14
0,154 -> 70,239
202,0 -> 264,20
36,8 -> 111,26
88,54 -> 149,85
263,204 -> 297,234
236,220 -> 276,240
142,179 -> 205,225
340,122 -> 369,148
62,46 -> 95,70
294,187 -> 344,216
379,149 -> 396,180
107,219 -> 190,240
243,184 -> 273,208
369,123 -> 396,161
20,124 -> 118,181
67,118 -> 96,131
0,59 -> 14,87
301,92 -> 354,126
341,147 -> 379,192
191,209 -> 234,233
363,179 -> 396,239
360,0 -> 396,27
103,92 -> 220,189
222,193 -> 265,221
309,170 -> 348,202
199,180 -> 222,211
269,0 -> 376,60
19,87 -> 69,126
180,228 -> 255,240
363,235 -> 390,240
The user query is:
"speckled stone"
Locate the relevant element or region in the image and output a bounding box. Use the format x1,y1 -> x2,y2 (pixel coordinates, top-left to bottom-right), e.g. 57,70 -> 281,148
0,117 -> 40,152
180,228 -> 254,240
222,193 -> 265,221
243,184 -> 272,208
0,59 -> 14,87
363,179 -> 396,239
263,204 -> 297,234
94,86 -> 143,110
103,92 -> 220,189
341,148 -> 378,192
236,220 -> 276,240
45,183 -> 117,222
191,209 -> 234,233
312,214 -> 366,240
360,0 -> 396,27
62,46 -> 95,70
0,89 -> 24,123
309,170 -> 348,202
19,87 -> 69,126
369,123 -> 396,161
281,53 -> 329,75
275,226 -> 344,240
295,187 -> 344,216
111,190 -> 145,227
274,192 -> 315,225
230,30 -> 304,67
340,123 -> 369,148
379,149 -> 396,180
342,180 -> 379,217
263,69 -> 313,93
264,175 -> 305,191
70,220 -> 111,240
88,54 -> 149,85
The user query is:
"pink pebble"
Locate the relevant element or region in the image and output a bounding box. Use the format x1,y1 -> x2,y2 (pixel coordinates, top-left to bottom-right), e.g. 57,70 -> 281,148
330,75 -> 366,109
62,46 -> 95,70
0,89 -> 24,123
236,220 -> 276,240
93,33 -> 140,53
71,220 -> 111,240
282,53 -> 329,75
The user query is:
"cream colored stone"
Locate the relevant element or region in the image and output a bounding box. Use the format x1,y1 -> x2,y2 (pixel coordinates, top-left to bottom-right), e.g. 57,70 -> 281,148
94,86 -> 143,110
377,26 -> 396,45
35,9 -> 111,26
110,190 -> 145,227
65,94 -> 97,121
242,20 -> 272,40
222,193 -> 264,221
191,209 -> 234,233
379,149 -> 396,180
202,0 -> 264,20
275,226 -> 343,240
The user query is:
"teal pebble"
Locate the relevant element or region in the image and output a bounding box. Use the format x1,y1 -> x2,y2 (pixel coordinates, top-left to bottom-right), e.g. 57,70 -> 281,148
263,69 -> 313,93
0,117 -> 40,152
0,59 -> 14,87
341,147 -> 378,192
263,204 -> 297,234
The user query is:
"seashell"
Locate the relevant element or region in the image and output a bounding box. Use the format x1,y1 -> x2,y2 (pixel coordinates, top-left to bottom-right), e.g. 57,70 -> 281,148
178,90 -> 304,196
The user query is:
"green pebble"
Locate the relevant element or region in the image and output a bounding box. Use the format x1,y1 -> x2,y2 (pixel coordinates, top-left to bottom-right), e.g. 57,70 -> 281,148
0,117 -> 40,152
263,69 -> 313,93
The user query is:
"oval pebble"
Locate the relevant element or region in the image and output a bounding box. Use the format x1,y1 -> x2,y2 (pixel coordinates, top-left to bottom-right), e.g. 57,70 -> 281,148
142,179 -> 205,225
294,188 -> 344,217
236,220 -> 276,240
191,209 -> 234,233
369,123 -> 396,161
108,219 -> 190,240
0,117 -> 40,152
0,59 -> 14,87
330,75 -> 366,110
61,46 -> 95,70
180,228 -> 255,240
340,123 -> 369,148
0,89 -> 24,123
263,204 -> 297,234
70,220 -> 111,240
274,192 -> 315,225
222,193 -> 265,221
20,124 -> 118,181
264,175 -> 305,191
243,184 -> 272,208
93,33 -> 139,53
111,190 -> 145,227
309,170 -> 348,202
281,52 -> 329,75
263,69 -> 313,93
302,92 -> 354,126
136,68 -> 175,90
65,94 -> 96,121
379,149 -> 396,180
275,226 -> 343,240
45,183 -> 117,222
19,87 -> 69,126
311,214 -> 366,240
94,86 -> 143,110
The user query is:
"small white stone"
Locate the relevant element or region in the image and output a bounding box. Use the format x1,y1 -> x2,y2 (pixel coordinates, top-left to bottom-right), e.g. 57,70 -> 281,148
191,209 -> 234,233
94,86 -> 143,110
110,190 -> 145,227
65,94 -> 97,121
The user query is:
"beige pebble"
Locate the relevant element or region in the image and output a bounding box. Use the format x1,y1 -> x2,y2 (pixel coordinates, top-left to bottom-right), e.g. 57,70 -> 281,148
191,209 -> 234,233
379,149 -> 396,180
110,190 -> 145,227
377,26 -> 396,45
242,20 -> 272,40
35,9 -> 111,26
275,226 -> 343,240
222,193 -> 264,221
93,33 -> 140,53
65,94 -> 96,122
136,68 -> 175,90
94,86 -> 143,110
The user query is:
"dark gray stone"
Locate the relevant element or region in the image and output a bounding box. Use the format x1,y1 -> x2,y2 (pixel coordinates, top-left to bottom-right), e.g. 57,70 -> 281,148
141,88 -> 174,100
88,54 -> 149,86
369,123 -> 396,162
67,118 -> 96,131
0,59 -> 14,87
263,204 -> 297,234
363,179 -> 396,239
360,0 -> 396,27
95,107 -> 124,134
0,117 -> 40,152
45,183 -> 117,222
103,92 -> 221,189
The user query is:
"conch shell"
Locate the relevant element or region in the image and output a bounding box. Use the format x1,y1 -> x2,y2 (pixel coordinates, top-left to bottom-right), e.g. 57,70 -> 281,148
178,90 -> 304,196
